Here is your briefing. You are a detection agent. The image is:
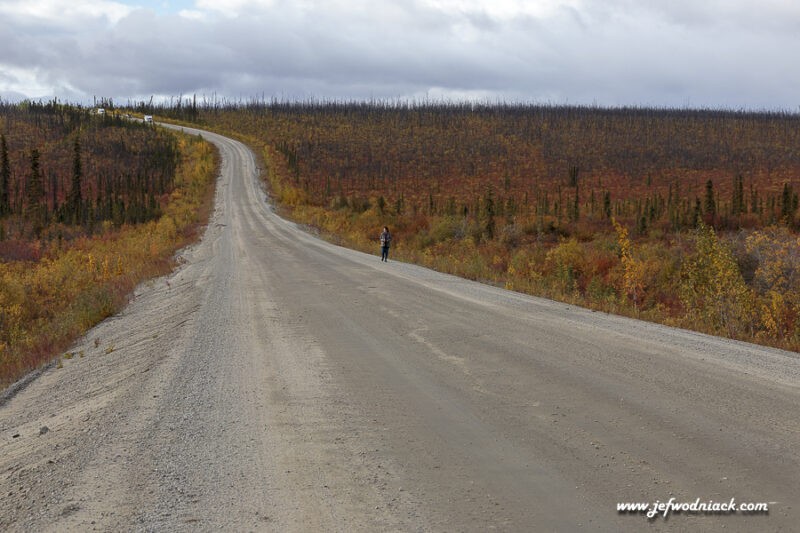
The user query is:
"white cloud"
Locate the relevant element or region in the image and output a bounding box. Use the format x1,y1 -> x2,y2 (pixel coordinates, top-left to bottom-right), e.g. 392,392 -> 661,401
178,9 -> 205,19
0,63 -> 85,101
193,0 -> 279,17
419,0 -> 584,20
0,65 -> 46,95
0,0 -> 132,23
1,0 -> 799,108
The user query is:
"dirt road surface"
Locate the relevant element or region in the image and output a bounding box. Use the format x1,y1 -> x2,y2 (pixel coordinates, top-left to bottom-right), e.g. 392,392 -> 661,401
1,126 -> 798,532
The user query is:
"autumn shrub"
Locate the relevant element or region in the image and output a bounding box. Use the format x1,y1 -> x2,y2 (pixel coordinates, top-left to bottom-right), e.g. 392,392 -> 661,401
745,226 -> 800,344
427,216 -> 464,246
545,238 -> 584,296
680,223 -> 757,338
580,240 -> 620,306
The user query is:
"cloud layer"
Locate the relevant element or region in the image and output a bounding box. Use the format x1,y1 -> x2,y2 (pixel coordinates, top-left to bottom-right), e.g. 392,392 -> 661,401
1,0 -> 799,109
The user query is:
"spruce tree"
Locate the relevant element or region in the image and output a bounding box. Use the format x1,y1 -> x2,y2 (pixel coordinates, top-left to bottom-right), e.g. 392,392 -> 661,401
781,183 -> 795,222
0,134 -> 10,215
692,198 -> 702,228
704,179 -> 716,224
571,183 -> 580,222
26,149 -> 45,237
68,138 -> 83,224
732,174 -> 745,216
482,188 -> 495,240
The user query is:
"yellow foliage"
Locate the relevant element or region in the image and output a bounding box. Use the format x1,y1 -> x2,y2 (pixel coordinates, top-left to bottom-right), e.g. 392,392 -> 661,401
680,223 -> 755,337
545,237 -> 583,293
0,269 -> 25,348
745,227 -> 800,293
507,248 -> 543,282
613,219 -> 638,306
760,290 -> 796,339
101,256 -> 111,281
746,227 -> 800,340
86,253 -> 96,277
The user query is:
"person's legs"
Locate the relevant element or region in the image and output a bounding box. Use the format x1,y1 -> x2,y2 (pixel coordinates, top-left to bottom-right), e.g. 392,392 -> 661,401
381,246 -> 389,261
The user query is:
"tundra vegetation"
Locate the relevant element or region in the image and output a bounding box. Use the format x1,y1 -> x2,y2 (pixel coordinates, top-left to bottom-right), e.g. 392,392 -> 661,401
0,100 -> 217,386
145,98 -> 799,352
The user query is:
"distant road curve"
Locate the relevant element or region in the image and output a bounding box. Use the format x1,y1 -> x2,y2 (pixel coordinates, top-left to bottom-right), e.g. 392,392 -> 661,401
1,124 -> 798,532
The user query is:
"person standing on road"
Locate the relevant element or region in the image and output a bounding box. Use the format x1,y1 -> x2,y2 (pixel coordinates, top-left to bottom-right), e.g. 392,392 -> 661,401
380,226 -> 392,262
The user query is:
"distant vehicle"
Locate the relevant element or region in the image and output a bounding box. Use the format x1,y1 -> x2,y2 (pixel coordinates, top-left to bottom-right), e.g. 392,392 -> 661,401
96,108 -> 105,115
144,115 -> 154,124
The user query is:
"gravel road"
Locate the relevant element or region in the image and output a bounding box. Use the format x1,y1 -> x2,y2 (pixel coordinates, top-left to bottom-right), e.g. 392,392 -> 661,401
1,126 -> 798,532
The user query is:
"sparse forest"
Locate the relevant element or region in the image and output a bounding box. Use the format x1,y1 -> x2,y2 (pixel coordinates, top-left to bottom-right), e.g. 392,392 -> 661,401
0,100 -> 218,385
146,99 -> 799,351
0,100 -> 178,248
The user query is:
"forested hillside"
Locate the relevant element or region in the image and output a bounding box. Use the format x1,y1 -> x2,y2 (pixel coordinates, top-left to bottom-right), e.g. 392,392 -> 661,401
0,101 -> 217,385
0,101 -> 178,249
148,100 -> 800,350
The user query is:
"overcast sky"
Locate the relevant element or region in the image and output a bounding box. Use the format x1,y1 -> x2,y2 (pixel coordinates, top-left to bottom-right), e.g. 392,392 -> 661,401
1,0 -> 799,109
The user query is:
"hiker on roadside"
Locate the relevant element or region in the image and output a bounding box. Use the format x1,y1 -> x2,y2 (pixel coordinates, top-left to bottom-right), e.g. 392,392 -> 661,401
379,226 -> 392,262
